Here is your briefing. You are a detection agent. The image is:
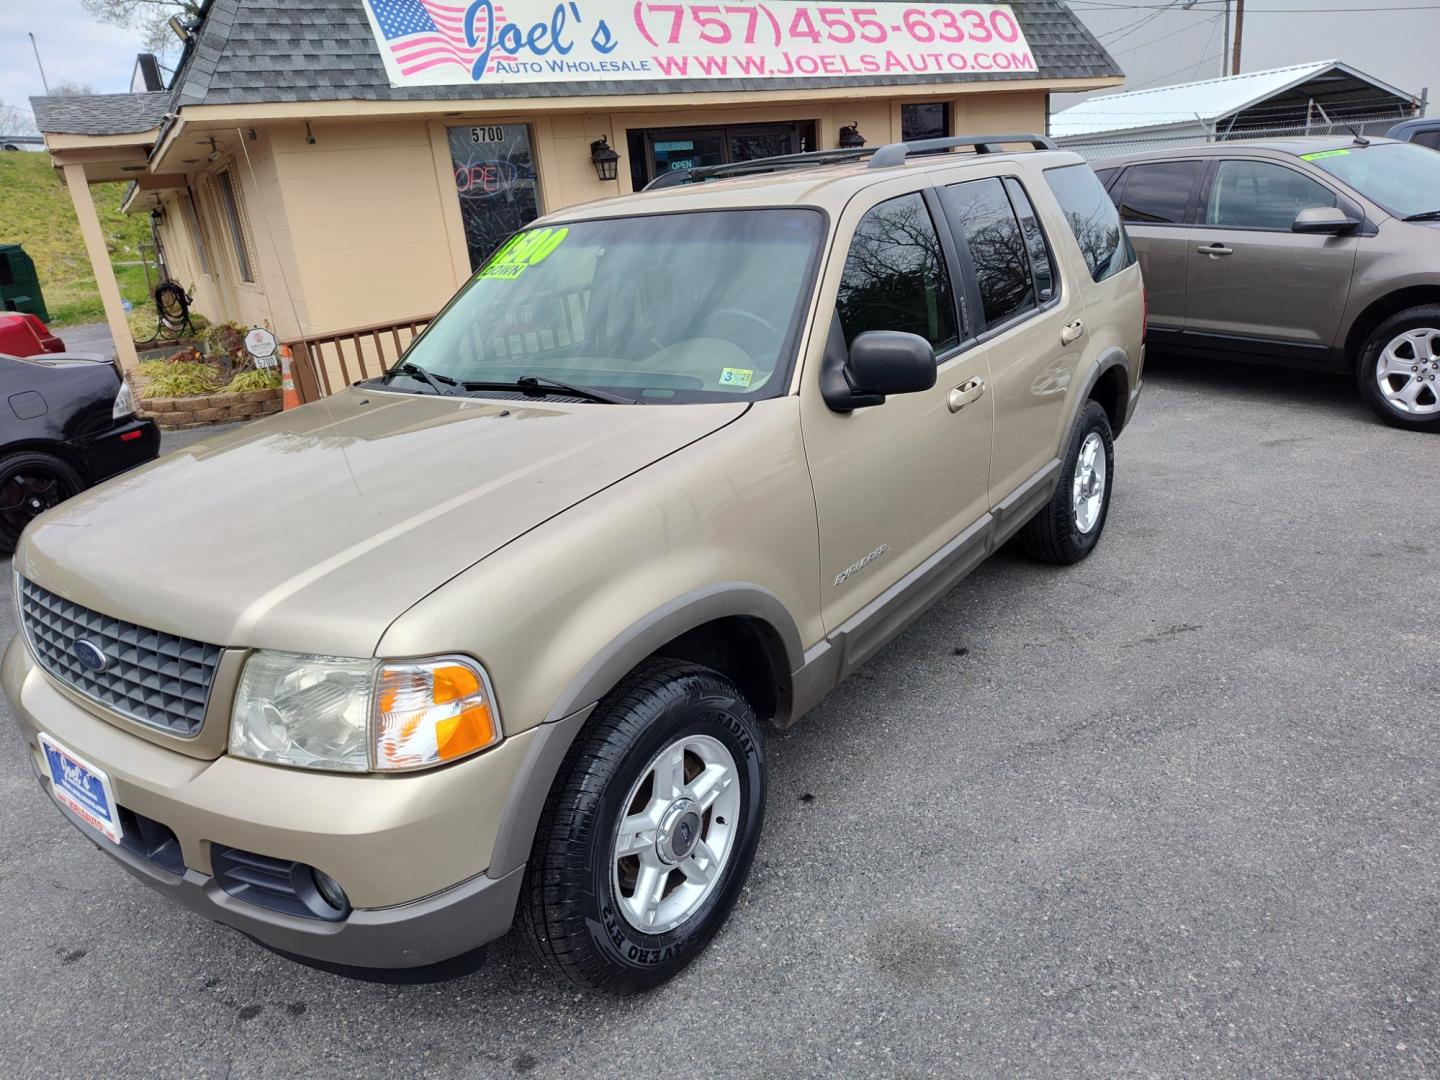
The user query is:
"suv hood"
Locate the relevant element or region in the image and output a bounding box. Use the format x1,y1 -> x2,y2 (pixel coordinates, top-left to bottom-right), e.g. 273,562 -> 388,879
20,389 -> 746,656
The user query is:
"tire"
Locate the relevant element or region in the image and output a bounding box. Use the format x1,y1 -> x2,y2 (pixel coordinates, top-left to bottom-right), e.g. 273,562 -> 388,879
1017,399 -> 1114,565
520,658 -> 766,995
0,451 -> 85,554
1356,306 -> 1440,433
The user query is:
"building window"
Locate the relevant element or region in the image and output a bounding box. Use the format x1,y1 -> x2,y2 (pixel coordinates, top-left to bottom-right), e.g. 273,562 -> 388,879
448,125 -> 540,270
182,193 -> 210,276
215,170 -> 256,283
901,103 -> 950,143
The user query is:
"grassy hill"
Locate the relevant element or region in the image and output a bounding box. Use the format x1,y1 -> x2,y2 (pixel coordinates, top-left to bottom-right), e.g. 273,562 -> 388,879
0,151 -> 154,327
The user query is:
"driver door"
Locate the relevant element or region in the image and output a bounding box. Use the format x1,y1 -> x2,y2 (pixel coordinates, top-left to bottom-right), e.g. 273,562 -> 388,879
799,178 -> 993,634
1185,158 -> 1360,351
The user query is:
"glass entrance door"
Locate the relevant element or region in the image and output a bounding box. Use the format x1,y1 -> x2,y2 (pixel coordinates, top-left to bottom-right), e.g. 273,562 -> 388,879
447,124 -> 540,270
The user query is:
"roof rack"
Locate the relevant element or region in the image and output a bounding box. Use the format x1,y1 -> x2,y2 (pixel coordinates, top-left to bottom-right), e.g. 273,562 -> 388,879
640,133 -> 1058,191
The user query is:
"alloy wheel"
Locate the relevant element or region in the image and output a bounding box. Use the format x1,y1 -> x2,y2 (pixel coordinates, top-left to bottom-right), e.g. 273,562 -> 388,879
611,733 -> 741,934
1071,431 -> 1107,535
1376,328 -> 1440,416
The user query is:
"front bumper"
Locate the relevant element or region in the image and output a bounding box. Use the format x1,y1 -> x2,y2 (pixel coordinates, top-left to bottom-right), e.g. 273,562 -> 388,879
3,636 -> 536,970
71,415 -> 160,485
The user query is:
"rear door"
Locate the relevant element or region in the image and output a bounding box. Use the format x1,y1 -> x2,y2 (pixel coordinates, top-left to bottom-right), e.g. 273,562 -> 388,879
1109,159 -> 1207,332
1184,157 -> 1360,352
935,171 -> 1081,501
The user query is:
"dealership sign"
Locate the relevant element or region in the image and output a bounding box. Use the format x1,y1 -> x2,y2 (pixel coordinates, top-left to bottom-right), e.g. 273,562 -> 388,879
363,0 -> 1035,87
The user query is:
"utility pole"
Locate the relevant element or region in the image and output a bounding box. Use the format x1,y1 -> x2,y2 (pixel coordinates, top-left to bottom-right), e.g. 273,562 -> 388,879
1231,0 -> 1245,76
1221,1 -> 1231,78
28,32 -> 50,95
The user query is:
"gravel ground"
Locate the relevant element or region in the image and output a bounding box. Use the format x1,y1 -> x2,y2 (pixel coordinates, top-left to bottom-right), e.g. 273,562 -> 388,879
0,358 -> 1436,1079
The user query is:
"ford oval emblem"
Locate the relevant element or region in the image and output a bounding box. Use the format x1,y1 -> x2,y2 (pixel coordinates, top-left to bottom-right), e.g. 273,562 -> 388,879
72,640 -> 108,673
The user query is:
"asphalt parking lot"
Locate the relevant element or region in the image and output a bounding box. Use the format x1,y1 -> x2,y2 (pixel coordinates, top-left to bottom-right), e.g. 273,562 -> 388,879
1,355 -> 1436,1079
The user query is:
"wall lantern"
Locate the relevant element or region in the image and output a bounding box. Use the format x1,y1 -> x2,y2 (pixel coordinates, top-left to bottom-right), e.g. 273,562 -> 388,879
590,136 -> 621,182
838,122 -> 866,149
150,206 -> 166,227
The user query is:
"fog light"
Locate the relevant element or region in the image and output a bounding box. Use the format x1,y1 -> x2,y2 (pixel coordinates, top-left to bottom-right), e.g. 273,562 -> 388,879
312,868 -> 349,914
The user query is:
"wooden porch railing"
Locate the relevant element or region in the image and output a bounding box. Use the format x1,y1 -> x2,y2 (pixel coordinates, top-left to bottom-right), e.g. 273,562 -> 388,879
282,315 -> 435,403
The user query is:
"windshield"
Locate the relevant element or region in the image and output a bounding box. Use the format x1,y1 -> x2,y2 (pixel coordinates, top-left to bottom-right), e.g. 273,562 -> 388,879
390,208 -> 824,403
1305,143 -> 1440,219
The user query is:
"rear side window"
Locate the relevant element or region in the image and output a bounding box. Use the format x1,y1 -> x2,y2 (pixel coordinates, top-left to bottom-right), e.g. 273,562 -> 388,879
836,192 -> 959,353
1044,164 -> 1134,284
1004,178 -> 1055,305
941,177 -> 1034,326
1114,160 -> 1205,224
1206,160 -> 1337,229
1414,130 -> 1440,150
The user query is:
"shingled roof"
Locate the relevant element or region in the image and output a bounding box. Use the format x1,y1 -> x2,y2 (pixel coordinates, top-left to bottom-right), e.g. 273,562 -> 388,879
29,92 -> 171,136
166,0 -> 1119,106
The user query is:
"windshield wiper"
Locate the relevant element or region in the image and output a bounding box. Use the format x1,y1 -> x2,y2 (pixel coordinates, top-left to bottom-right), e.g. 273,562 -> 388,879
1403,210 -> 1440,222
385,360 -> 457,396
459,374 -> 637,405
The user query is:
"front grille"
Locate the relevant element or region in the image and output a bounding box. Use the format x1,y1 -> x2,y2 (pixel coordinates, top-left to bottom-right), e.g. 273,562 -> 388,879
18,577 -> 220,737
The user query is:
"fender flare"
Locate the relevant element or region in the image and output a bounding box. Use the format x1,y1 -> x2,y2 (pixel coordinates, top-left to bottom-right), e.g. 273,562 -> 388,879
485,582 -> 804,879
1066,347 -> 1133,437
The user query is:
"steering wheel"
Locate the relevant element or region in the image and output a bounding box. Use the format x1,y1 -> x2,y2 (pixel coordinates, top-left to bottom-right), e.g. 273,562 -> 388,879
697,308 -> 782,358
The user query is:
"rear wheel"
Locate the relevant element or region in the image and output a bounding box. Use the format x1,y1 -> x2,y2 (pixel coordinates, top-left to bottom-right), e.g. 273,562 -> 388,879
1017,400 -> 1114,565
0,451 -> 84,554
521,659 -> 765,995
1357,307 -> 1440,432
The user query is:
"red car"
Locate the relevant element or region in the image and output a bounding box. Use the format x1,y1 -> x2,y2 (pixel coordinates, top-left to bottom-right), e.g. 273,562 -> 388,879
0,312 -> 65,356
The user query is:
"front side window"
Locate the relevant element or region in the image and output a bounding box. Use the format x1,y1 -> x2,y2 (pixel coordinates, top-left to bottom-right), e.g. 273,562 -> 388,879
215,170 -> 255,282
1044,164 -> 1134,284
1116,160 -> 1205,225
942,177 -> 1035,327
835,192 -> 959,353
1207,160 -> 1337,229
395,208 -> 824,402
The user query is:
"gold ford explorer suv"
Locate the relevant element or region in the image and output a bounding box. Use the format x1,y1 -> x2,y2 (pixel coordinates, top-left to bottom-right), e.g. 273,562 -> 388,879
4,135 -> 1144,994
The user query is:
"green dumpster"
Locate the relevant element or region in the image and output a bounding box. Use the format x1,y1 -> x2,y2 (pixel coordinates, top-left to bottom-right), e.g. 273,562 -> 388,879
0,244 -> 49,323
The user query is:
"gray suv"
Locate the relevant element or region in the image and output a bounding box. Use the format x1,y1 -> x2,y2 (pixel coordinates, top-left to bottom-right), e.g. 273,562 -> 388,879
1096,137 -> 1440,431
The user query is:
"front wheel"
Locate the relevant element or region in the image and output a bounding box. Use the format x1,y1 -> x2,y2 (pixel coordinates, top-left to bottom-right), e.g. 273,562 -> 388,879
521,659 -> 765,995
1356,307 -> 1440,432
1016,399 -> 1114,565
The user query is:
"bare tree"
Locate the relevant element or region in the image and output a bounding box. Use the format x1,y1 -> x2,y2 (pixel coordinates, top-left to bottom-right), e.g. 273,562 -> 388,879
48,81 -> 98,97
80,0 -> 201,53
0,100 -> 39,136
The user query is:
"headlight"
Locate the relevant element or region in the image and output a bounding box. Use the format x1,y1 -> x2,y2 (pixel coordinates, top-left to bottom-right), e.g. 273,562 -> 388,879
230,652 -> 501,773
113,380 -> 137,420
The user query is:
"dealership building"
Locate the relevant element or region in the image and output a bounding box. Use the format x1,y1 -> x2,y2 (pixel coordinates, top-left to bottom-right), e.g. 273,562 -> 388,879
31,0 -> 1119,389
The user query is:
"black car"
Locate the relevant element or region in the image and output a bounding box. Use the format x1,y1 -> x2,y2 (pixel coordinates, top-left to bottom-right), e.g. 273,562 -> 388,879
0,352 -> 159,552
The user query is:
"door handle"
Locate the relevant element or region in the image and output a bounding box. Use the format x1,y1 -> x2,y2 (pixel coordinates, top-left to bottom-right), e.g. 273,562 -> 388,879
948,377 -> 986,413
1197,243 -> 1234,257
1060,319 -> 1085,346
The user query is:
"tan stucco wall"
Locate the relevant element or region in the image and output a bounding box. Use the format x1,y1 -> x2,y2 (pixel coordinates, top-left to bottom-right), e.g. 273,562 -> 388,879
149,89 -> 1048,345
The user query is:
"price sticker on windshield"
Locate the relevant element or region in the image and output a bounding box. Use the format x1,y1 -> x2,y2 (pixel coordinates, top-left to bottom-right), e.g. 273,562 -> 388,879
479,227 -> 569,281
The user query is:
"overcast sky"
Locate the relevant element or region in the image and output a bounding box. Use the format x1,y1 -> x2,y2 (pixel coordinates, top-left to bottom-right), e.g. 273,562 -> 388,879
0,1 -> 159,129
2,0 -> 1437,133
1058,0 -> 1440,110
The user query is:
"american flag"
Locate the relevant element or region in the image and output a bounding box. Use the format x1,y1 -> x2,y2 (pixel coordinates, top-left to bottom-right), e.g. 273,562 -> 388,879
366,0 -> 508,78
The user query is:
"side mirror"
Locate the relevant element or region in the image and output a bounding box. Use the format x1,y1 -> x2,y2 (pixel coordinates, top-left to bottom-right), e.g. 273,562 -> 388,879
846,331 -> 936,398
1293,206 -> 1360,235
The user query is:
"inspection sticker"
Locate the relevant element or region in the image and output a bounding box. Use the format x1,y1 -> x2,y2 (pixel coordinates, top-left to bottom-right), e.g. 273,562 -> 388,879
718,367 -> 754,388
